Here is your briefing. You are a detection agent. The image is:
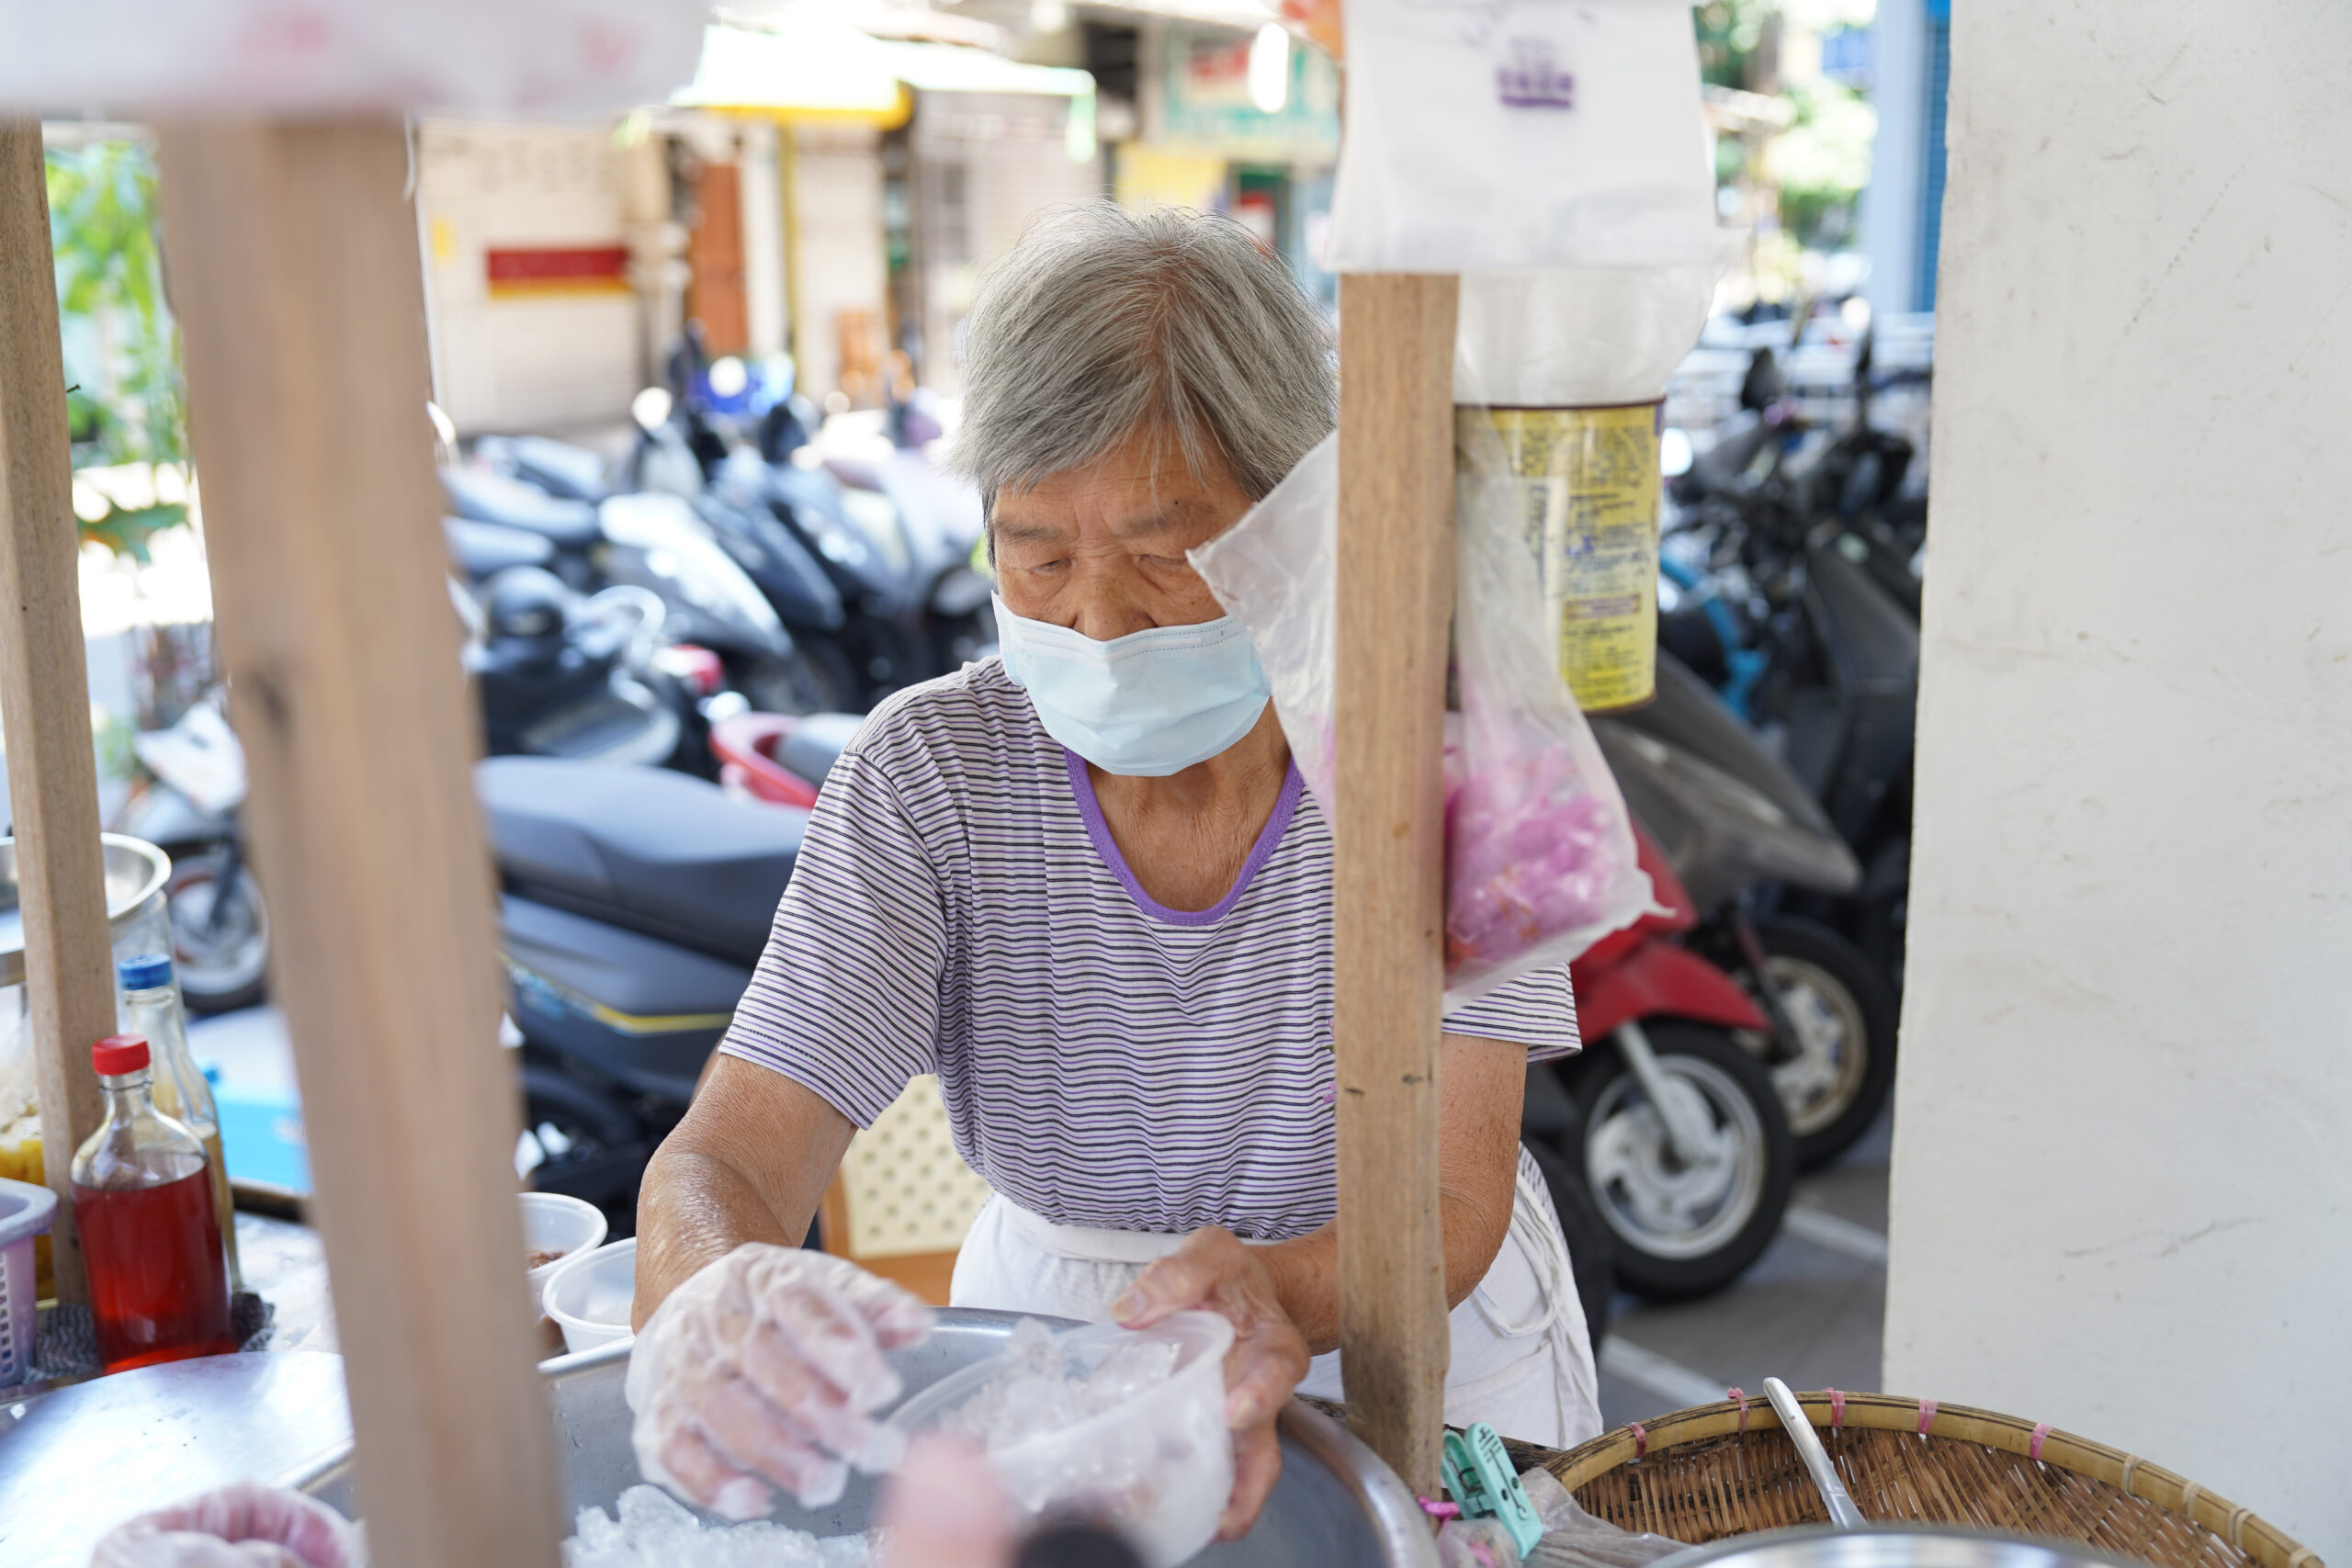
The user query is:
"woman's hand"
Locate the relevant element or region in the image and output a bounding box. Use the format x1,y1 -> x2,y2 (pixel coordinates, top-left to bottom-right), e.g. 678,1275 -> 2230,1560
1112,1227 -> 1312,1541
627,1244 -> 935,1519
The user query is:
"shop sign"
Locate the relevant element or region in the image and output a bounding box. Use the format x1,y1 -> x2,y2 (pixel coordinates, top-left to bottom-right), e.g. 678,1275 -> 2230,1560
1148,24 -> 1339,160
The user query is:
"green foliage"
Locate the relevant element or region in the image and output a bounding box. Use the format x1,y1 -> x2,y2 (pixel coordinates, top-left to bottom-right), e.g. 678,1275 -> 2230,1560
47,140 -> 188,562
1767,81 -> 1877,249
1695,0 -> 1777,88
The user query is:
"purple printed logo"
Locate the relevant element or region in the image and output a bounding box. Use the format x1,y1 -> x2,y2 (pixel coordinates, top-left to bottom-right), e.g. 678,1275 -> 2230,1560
1497,38 -> 1575,108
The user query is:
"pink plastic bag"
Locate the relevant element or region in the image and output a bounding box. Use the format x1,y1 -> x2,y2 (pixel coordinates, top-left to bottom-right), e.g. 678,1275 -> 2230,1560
1191,434 -> 1646,1009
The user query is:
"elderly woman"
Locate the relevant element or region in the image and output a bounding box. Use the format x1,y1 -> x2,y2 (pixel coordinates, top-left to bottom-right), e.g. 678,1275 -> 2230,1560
628,205 -> 1600,1536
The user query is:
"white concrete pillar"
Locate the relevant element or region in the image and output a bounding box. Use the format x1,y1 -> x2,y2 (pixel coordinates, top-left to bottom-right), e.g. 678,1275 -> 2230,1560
1887,5 -> 2352,1559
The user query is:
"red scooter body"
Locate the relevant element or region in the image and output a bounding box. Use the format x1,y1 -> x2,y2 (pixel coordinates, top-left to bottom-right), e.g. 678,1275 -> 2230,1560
1570,823 -> 1768,1039
710,712 -> 823,809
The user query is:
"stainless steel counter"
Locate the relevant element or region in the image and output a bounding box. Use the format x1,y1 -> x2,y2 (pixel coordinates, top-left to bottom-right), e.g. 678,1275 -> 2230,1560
0,1351 -> 351,1565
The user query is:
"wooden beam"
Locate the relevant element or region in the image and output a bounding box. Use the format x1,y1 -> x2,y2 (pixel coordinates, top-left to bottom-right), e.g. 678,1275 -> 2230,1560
1332,271 -> 1459,1496
0,120 -> 119,1305
153,122 -> 561,1568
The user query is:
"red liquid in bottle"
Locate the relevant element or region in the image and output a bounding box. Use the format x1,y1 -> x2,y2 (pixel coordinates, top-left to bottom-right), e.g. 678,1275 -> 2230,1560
73,1168 -> 237,1373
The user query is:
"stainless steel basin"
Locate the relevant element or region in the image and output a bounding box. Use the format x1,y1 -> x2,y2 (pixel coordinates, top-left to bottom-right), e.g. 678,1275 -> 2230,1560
1657,1527 -> 2154,1568
0,833 -> 173,986
296,1310 -> 1435,1566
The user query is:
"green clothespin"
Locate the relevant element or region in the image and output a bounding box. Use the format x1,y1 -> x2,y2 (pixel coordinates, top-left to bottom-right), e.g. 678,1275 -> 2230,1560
1442,1423 -> 1544,1557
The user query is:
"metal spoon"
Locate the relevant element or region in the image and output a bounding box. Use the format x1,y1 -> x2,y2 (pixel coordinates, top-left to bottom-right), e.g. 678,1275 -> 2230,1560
1762,1378 -> 1866,1530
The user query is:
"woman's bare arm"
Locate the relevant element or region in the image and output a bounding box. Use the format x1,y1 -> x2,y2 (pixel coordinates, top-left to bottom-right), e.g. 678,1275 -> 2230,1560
632,1055 -> 858,1327
1250,1032 -> 1526,1355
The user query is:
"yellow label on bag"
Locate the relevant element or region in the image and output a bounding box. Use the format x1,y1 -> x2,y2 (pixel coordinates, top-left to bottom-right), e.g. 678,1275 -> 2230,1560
1461,402 -> 1661,712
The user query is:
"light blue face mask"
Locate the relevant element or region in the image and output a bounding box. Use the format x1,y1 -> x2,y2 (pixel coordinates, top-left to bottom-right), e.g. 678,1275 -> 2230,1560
993,595 -> 1272,777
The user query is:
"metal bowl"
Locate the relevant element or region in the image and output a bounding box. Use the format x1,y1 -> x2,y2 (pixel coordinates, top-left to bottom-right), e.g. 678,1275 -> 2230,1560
296,1310 -> 1437,1566
1657,1527 -> 2155,1568
0,833 -> 173,987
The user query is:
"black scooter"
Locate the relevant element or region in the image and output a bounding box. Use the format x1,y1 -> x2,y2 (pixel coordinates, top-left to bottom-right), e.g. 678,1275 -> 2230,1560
1602,650 -> 1900,1169
481,754 -> 828,1227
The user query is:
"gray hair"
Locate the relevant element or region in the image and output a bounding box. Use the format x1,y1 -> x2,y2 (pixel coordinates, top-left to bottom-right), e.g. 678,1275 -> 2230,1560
947,204 -> 1334,514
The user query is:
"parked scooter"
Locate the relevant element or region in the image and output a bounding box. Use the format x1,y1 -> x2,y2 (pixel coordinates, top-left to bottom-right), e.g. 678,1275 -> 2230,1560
481,755 -> 809,1225
637,340 -> 995,704
440,455 -> 839,716
1528,822 -> 1797,1299
1657,367 -> 1923,991
451,563 -> 701,772
481,423 -> 860,712
118,698 -> 269,1014
1598,651 -> 1898,1170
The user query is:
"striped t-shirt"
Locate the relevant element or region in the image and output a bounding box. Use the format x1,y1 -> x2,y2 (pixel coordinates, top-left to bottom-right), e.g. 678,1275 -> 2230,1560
721,658 -> 1579,1241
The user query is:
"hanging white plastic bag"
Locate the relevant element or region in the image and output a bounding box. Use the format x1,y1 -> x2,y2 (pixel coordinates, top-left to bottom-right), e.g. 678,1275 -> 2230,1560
1327,0 -> 1717,274
1191,434 -> 1647,1008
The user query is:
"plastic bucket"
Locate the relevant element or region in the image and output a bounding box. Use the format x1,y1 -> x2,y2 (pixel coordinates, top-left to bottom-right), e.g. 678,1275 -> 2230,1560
0,1177 -> 58,1385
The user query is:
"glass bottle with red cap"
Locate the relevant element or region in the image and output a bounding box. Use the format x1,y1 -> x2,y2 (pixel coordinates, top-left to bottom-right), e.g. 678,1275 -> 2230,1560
70,1033 -> 238,1372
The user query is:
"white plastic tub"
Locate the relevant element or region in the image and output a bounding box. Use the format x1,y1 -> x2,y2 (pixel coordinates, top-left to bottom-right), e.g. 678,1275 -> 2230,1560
520,1192 -> 606,1317
886,1311 -> 1235,1568
542,1235 -> 636,1354
0,1177 -> 57,1386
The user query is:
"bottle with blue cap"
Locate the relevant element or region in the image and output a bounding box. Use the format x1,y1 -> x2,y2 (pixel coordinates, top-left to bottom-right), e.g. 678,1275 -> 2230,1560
119,953 -> 243,1292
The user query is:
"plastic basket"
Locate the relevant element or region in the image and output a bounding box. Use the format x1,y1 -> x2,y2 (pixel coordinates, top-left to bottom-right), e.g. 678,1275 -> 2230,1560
0,1177 -> 58,1385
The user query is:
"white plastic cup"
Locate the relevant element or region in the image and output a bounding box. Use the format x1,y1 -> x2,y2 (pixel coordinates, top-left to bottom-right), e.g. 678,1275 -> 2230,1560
542,1235 -> 638,1354
520,1192 -> 607,1318
885,1312 -> 1236,1568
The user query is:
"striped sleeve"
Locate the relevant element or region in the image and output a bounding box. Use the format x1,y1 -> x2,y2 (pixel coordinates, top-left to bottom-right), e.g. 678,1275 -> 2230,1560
1443,964 -> 1581,1064
718,727 -> 948,1127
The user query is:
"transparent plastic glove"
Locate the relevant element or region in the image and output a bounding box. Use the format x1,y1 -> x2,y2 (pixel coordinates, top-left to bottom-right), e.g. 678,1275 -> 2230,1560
89,1482 -> 363,1568
1437,1517 -> 1523,1568
626,1243 -> 934,1520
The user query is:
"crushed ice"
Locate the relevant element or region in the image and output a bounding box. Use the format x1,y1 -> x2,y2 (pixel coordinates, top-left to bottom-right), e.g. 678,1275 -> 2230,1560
563,1483 -> 876,1568
943,1317 -> 1181,1453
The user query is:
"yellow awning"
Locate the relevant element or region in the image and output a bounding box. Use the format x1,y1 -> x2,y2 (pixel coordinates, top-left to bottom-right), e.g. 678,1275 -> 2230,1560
670,20 -> 910,125
873,40 -> 1093,99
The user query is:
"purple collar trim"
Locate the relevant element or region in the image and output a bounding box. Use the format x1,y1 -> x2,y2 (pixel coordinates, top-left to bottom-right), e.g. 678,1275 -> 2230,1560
1063,749 -> 1303,928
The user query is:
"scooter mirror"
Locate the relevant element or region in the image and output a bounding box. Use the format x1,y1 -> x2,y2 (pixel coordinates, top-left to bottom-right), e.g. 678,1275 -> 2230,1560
631,386 -> 674,433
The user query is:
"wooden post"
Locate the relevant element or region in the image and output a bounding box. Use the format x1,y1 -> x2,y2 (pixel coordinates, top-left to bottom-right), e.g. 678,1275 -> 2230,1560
1332,272 -> 1459,1495
0,120 -> 119,1305
153,122 -> 562,1568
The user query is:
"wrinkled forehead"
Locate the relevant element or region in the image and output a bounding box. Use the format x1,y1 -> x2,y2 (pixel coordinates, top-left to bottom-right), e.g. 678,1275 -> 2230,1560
987,428 -> 1248,554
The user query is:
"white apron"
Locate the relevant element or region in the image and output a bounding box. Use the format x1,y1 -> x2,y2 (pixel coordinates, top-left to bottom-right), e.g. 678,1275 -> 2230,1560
948,1156 -> 1603,1450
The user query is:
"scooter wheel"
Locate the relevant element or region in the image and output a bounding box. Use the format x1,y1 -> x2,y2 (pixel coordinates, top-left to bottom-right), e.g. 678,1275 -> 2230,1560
1562,1021 -> 1795,1301
1739,917 -> 1899,1170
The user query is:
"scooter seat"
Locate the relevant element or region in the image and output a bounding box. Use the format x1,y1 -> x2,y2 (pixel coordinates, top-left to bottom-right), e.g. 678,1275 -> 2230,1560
777,713 -> 861,789
441,466 -> 604,552
477,434 -> 613,503
444,516 -> 555,581
478,756 -> 806,966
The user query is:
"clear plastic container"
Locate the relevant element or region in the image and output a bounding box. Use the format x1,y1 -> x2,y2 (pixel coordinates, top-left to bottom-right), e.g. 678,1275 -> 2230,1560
885,1312 -> 1236,1568
119,953 -> 242,1292
69,1034 -> 236,1373
542,1235 -> 636,1354
520,1191 -> 607,1317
